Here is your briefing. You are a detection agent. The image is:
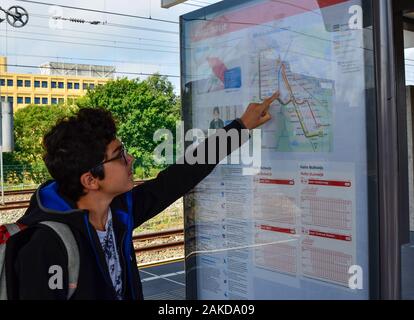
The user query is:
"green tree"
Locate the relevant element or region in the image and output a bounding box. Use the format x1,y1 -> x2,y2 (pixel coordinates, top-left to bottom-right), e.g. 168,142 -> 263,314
4,104 -> 77,183
77,75 -> 181,176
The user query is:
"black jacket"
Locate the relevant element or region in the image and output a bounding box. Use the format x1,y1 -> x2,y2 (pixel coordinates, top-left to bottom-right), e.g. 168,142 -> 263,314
7,119 -> 246,300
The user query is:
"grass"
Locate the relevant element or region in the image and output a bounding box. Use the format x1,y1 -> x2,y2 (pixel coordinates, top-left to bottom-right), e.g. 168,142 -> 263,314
133,197 -> 184,235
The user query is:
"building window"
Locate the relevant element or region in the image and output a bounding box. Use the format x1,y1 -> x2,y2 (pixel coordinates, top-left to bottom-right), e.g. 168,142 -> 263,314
24,80 -> 31,87
89,84 -> 95,90
0,96 -> 5,102
67,82 -> 73,89
58,98 -> 64,104
17,97 -> 23,104
74,83 -> 80,90
0,79 -> 4,86
7,79 -> 13,87
42,97 -> 48,104
41,81 -> 48,88
17,80 -> 23,87
25,97 -> 31,104
51,81 -> 57,88
58,82 -> 64,89
51,98 -> 57,104
7,96 -> 13,104
34,80 -> 40,88
34,97 -> 40,104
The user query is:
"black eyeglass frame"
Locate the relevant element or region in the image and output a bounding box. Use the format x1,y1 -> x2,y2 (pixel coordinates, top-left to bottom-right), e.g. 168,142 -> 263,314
88,142 -> 128,174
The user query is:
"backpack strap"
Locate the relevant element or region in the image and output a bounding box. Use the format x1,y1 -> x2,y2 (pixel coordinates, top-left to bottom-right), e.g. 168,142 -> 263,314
39,221 -> 79,300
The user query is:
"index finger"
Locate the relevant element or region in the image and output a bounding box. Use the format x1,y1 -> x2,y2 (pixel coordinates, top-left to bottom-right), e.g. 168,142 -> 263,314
262,91 -> 280,110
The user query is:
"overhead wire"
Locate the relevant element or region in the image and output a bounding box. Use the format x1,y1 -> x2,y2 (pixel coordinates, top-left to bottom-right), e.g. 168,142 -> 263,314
15,0 -> 179,24
0,62 -> 180,78
3,29 -> 179,49
4,53 -> 179,66
1,35 -> 180,54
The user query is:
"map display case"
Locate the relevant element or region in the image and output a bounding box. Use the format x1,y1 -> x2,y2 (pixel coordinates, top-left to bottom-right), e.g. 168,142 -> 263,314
181,0 -> 378,299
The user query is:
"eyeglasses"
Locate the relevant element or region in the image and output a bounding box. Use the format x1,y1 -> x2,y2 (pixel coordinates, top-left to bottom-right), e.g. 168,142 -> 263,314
89,143 -> 128,173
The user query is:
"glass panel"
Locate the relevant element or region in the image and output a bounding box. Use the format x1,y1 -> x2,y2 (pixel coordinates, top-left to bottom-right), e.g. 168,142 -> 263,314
182,0 -> 377,300
403,23 -> 414,299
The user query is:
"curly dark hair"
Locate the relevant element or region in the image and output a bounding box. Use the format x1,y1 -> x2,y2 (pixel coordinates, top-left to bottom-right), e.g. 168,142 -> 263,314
43,107 -> 117,201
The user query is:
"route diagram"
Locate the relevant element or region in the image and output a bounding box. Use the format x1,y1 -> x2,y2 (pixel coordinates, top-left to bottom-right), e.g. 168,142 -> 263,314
259,50 -> 334,153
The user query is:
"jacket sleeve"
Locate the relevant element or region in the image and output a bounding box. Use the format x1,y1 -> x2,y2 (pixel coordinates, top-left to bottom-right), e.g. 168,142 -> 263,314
132,119 -> 248,227
14,228 -> 69,300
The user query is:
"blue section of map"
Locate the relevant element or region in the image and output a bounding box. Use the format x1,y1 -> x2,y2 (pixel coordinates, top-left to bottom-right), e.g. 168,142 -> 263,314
224,67 -> 242,89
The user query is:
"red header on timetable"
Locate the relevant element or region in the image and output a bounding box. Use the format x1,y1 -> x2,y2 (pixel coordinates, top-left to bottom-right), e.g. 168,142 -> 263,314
260,225 -> 296,235
307,179 -> 351,187
259,178 -> 295,185
308,229 -> 352,241
191,0 -> 350,42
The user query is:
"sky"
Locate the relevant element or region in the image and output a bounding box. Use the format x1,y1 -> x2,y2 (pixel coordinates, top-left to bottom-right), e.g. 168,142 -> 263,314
0,0 -> 221,93
2,1 -> 414,92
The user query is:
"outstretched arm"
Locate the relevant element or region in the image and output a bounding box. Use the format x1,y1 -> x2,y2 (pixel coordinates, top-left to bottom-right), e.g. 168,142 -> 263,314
131,92 -> 279,227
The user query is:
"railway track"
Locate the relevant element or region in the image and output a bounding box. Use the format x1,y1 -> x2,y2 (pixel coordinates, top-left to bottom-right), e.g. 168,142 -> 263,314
3,189 -> 37,196
0,180 -> 146,211
0,199 -> 31,210
133,228 -> 184,253
0,182 -> 184,255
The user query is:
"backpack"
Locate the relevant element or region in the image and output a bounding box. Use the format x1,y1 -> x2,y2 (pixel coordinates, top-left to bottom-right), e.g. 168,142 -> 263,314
0,221 -> 80,300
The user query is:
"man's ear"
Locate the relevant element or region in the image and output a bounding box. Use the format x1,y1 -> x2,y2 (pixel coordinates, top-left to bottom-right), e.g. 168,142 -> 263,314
79,172 -> 100,191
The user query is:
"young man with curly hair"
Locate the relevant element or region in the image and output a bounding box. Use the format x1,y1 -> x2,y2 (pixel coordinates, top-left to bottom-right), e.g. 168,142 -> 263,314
7,92 -> 277,300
